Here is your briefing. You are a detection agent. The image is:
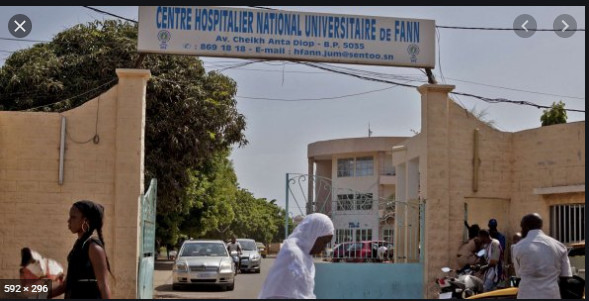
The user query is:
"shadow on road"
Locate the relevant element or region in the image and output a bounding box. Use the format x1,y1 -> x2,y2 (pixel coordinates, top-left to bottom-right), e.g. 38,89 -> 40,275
155,260 -> 173,271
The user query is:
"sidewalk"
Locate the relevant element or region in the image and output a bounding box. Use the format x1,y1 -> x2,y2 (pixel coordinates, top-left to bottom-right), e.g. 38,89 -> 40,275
153,258 -> 174,298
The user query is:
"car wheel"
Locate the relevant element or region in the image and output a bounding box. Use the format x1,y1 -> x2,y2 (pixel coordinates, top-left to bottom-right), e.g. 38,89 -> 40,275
255,268 -> 261,273
227,282 -> 235,291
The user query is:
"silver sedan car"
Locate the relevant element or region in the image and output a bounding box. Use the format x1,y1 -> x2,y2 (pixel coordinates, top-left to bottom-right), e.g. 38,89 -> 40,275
172,240 -> 235,291
237,238 -> 262,273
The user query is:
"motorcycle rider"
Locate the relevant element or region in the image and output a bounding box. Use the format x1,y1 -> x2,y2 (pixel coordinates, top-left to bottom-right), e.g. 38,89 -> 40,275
478,229 -> 502,292
227,235 -> 242,270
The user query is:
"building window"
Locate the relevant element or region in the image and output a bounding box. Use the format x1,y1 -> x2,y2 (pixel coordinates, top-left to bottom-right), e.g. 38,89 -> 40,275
337,158 -> 354,177
382,228 -> 394,244
355,193 -> 373,210
337,156 -> 374,177
355,157 -> 374,176
335,229 -> 353,244
550,204 -> 585,244
337,194 -> 354,211
337,193 -> 373,211
356,228 -> 372,241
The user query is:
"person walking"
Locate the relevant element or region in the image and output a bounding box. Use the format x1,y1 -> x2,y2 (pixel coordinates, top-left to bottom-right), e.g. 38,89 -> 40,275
50,200 -> 112,299
258,213 -> 334,299
512,213 -> 572,299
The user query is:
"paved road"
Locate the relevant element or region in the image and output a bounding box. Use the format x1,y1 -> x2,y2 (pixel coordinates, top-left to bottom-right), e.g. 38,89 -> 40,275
154,258 -> 275,299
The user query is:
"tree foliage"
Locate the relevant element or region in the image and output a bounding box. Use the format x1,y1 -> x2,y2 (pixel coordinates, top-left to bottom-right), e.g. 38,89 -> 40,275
540,100 -> 567,126
0,20 -> 248,245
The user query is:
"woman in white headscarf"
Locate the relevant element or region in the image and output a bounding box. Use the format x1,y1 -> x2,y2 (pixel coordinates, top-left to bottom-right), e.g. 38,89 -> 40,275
258,213 -> 334,299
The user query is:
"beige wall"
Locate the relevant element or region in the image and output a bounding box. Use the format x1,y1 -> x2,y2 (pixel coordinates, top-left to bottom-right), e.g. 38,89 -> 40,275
393,84 -> 585,298
511,122 -> 585,235
0,69 -> 150,298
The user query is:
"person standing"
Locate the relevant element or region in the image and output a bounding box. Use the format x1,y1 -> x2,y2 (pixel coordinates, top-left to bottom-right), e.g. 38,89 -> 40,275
488,219 -> 506,252
457,223 -> 481,270
512,213 -> 572,299
478,229 -> 502,292
488,218 -> 506,282
507,232 -> 522,278
50,200 -> 112,299
258,213 -> 334,299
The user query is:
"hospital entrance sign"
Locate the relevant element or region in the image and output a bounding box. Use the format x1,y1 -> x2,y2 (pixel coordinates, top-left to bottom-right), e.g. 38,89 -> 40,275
138,6 -> 435,68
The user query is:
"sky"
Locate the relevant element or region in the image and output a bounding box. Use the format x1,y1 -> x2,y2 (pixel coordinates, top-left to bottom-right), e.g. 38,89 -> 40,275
0,6 -> 585,212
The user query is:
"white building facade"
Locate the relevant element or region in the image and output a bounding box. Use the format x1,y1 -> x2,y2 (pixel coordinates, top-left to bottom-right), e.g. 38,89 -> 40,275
307,137 -> 408,245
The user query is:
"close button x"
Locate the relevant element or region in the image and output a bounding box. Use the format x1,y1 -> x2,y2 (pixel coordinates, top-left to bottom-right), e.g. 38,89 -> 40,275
8,14 -> 32,38
14,20 -> 27,32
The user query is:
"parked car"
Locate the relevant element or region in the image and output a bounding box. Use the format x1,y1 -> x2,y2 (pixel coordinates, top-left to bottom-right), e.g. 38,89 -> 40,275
568,241 -> 585,280
172,240 -> 235,291
237,238 -> 262,273
331,242 -> 354,262
256,242 -> 267,258
331,240 -> 394,262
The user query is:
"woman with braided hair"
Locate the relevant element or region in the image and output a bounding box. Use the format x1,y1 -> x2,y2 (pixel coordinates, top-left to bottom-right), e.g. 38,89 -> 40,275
51,200 -> 112,299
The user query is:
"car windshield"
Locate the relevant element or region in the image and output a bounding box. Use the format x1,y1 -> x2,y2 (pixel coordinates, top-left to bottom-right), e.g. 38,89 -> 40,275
180,242 -> 227,257
238,240 -> 257,251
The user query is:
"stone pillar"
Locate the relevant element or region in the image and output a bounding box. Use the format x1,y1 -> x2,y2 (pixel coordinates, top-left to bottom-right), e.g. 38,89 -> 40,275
112,69 -> 151,298
417,84 -> 455,298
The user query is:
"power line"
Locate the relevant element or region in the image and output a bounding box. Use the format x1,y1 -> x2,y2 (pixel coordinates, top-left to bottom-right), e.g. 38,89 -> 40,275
82,6 -> 137,23
0,37 -> 50,43
238,84 -> 400,101
300,62 -> 585,113
310,63 -> 585,101
19,78 -> 118,112
443,77 -> 585,100
437,25 -> 585,31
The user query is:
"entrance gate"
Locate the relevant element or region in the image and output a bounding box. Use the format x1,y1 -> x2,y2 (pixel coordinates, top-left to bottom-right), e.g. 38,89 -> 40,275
286,173 -> 425,299
137,179 -> 157,299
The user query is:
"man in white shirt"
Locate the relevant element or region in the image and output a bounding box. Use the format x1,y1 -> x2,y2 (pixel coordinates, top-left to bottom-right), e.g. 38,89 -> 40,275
512,213 -> 572,299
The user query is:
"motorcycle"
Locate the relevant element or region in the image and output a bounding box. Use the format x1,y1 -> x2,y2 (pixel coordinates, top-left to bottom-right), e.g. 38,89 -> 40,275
437,249 -> 486,299
230,250 -> 240,275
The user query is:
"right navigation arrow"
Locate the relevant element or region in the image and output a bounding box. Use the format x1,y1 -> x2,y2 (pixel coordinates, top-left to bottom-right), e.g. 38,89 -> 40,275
561,20 -> 569,32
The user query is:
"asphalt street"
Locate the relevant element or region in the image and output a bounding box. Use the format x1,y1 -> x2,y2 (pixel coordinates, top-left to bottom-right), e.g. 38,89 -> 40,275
154,257 -> 275,299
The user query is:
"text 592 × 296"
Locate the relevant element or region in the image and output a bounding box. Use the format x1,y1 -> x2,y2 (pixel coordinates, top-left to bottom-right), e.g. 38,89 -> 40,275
4,284 -> 49,293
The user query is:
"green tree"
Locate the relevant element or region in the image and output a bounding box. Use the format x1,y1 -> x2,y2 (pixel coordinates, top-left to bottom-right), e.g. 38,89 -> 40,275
180,151 -> 238,240
540,100 -> 567,126
0,20 -> 247,246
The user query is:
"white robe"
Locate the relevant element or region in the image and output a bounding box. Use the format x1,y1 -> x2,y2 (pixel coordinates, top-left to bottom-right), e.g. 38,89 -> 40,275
258,213 -> 334,299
